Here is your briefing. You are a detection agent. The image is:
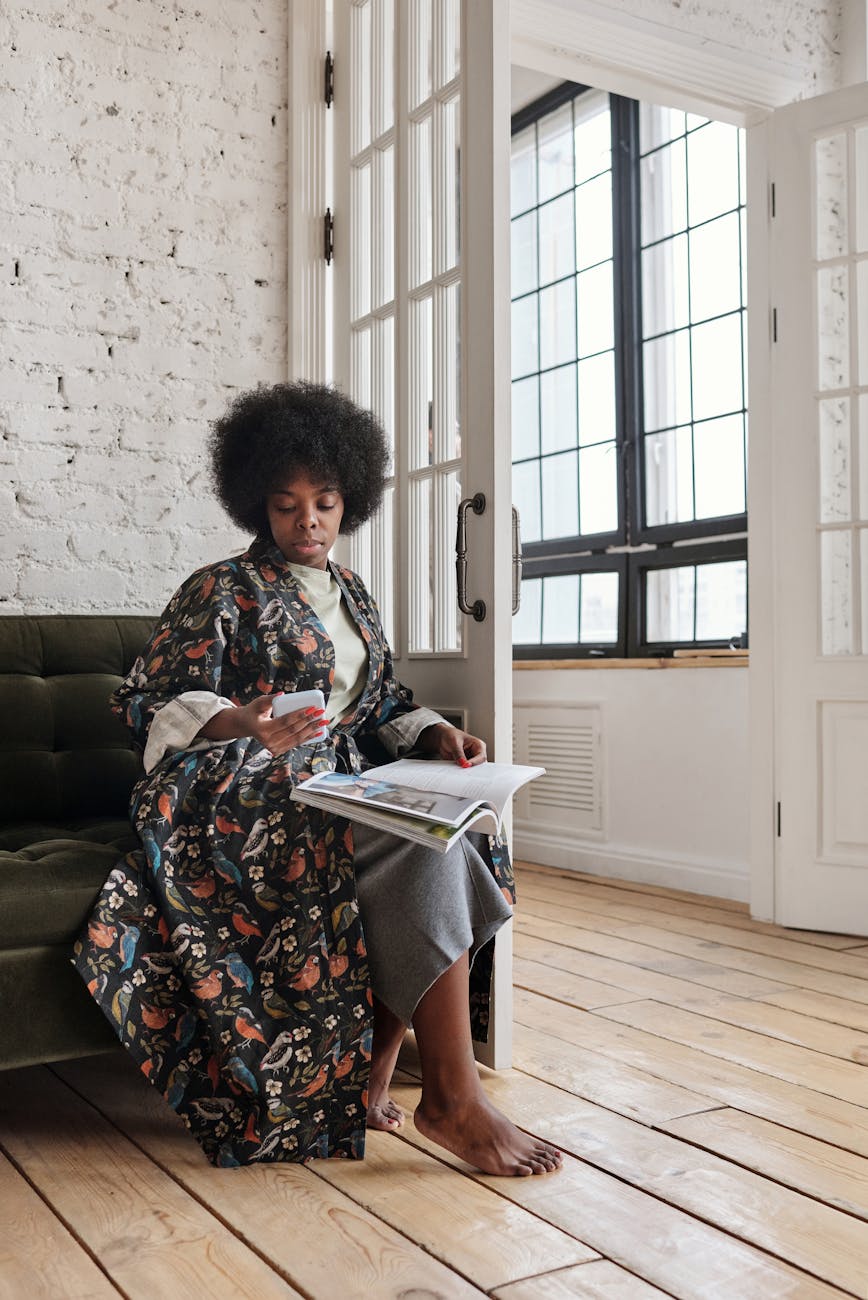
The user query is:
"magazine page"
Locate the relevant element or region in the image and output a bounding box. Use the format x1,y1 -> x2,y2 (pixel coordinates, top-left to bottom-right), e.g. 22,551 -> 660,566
366,760 -> 545,820
295,770 -> 489,828
290,788 -> 468,853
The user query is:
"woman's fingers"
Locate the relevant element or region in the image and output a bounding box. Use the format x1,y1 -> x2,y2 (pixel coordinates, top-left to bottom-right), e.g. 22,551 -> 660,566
260,706 -> 328,755
459,733 -> 487,766
445,730 -> 487,767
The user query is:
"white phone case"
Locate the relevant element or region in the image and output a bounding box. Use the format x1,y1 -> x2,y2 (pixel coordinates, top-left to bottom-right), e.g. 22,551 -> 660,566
271,689 -> 328,741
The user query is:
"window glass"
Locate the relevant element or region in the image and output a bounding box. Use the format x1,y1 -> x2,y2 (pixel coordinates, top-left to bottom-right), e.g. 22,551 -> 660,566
580,571 -> 619,641
640,113 -> 746,532
644,426 -> 694,526
693,415 -> 746,519
578,352 -> 616,445
646,565 -> 695,642
642,234 -> 689,336
511,86 -> 746,655
575,91 -> 612,182
538,194 -> 575,284
579,442 -> 618,535
575,173 -> 613,269
687,121 -> 740,226
577,261 -> 614,356
539,278 -> 577,368
540,365 -> 578,454
695,559 -> 747,640
643,329 -> 692,432
639,104 -> 686,153
542,574 -> 580,642
690,314 -> 744,422
541,450 -> 579,539
537,103 -> 574,202
689,213 -> 741,323
641,141 -> 686,244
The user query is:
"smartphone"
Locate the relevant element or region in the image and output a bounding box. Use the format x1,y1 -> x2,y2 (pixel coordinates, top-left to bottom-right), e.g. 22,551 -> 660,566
271,688 -> 328,742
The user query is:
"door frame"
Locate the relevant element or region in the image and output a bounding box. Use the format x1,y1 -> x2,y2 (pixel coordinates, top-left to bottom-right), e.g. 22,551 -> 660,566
502,11 -> 843,925
286,5 -> 844,929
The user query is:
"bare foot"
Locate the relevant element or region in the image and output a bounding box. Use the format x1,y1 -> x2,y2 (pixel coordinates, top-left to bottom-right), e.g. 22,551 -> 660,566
414,1095 -> 562,1176
367,1094 -> 405,1131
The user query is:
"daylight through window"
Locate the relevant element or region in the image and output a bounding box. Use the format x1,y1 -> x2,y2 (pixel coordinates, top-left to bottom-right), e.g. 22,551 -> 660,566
511,84 -> 748,656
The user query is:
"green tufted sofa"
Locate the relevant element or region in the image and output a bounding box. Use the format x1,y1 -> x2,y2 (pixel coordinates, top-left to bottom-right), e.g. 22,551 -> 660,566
0,615 -> 154,1070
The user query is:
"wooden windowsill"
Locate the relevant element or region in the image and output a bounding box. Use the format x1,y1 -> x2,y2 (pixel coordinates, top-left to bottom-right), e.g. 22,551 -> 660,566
514,653 -> 749,670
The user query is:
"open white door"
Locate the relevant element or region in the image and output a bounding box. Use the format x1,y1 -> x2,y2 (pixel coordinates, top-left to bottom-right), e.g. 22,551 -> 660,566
332,1 -> 514,1060
763,83 -> 868,932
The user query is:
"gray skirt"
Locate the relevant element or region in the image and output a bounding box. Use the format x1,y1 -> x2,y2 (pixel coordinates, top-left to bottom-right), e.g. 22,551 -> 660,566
351,825 -> 513,1026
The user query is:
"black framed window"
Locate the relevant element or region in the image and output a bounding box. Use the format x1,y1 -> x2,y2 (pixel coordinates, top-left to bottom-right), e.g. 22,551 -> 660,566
511,86 -> 748,657
514,554 -> 627,658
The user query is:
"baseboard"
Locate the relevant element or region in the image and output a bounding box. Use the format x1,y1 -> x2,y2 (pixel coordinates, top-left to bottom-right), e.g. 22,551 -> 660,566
512,824 -> 750,902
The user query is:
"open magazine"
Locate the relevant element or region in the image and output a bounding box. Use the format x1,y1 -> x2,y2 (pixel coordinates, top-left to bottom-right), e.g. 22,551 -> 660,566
290,759 -> 545,854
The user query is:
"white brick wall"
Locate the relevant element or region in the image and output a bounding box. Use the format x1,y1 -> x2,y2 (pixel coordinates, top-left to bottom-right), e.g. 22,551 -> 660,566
1,0 -> 288,614
600,0 -> 841,93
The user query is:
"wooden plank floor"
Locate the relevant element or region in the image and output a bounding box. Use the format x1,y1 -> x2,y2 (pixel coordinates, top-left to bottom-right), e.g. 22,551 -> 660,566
3,862 -> 868,1299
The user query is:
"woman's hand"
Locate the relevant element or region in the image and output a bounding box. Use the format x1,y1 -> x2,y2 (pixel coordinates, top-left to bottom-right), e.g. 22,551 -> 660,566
417,722 -> 487,768
198,695 -> 327,758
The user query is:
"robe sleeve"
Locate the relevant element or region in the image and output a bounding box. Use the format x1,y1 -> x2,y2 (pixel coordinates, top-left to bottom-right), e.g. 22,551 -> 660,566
374,706 -> 450,758
141,690 -> 237,774
112,564 -> 241,762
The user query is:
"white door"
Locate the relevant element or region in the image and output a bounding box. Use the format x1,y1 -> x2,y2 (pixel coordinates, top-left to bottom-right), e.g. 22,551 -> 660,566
765,83 -> 868,932
331,0 -> 514,1060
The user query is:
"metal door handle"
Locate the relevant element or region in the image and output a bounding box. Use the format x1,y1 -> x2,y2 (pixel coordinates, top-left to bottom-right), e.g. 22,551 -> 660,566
512,506 -> 522,614
456,492 -> 486,622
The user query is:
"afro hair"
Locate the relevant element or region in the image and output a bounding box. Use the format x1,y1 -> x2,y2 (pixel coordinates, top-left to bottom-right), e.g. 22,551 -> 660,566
209,381 -> 390,537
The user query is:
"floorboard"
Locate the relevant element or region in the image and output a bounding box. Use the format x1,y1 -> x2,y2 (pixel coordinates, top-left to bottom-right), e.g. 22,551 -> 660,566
2,861 -> 866,1299
0,1151 -> 120,1299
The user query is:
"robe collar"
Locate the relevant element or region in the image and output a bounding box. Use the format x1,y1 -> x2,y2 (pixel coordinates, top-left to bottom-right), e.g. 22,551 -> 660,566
246,534 -> 343,584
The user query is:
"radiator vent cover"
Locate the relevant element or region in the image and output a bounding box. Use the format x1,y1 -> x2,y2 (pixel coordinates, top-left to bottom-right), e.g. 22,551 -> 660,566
513,703 -> 603,835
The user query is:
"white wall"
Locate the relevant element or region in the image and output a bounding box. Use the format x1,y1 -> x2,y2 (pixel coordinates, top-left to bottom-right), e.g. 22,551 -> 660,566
513,0 -> 843,110
597,0 -> 842,93
0,1 -> 288,614
513,666 -> 750,899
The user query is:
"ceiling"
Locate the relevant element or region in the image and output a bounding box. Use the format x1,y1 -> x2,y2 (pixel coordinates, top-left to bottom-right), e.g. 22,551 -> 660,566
511,65 -> 563,114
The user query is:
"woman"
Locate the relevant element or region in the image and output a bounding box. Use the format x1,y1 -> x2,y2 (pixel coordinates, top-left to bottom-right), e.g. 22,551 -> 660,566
73,382 -> 561,1177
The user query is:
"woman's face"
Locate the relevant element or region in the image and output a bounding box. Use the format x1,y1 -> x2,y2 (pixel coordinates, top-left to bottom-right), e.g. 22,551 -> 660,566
265,471 -> 345,569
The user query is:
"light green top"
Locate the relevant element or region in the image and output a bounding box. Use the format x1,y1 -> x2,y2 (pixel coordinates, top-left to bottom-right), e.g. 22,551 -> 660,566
287,562 -> 369,722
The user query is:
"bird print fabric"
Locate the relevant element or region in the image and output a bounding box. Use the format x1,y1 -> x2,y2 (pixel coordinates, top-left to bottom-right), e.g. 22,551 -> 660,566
72,536 -> 514,1167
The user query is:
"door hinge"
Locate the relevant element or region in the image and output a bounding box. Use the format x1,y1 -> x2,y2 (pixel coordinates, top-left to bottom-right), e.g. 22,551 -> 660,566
772,307 -> 777,342
324,208 -> 334,265
776,801 -> 781,837
771,181 -> 776,217
325,51 -> 334,107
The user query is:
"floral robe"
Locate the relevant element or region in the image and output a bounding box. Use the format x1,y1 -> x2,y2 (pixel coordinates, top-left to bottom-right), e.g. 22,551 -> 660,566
72,537 -> 514,1167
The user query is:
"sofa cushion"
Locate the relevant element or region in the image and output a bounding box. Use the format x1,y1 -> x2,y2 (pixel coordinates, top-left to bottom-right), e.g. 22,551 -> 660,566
0,818 -> 137,852
0,820 -> 139,948
0,615 -> 153,824
0,946 -> 118,1070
